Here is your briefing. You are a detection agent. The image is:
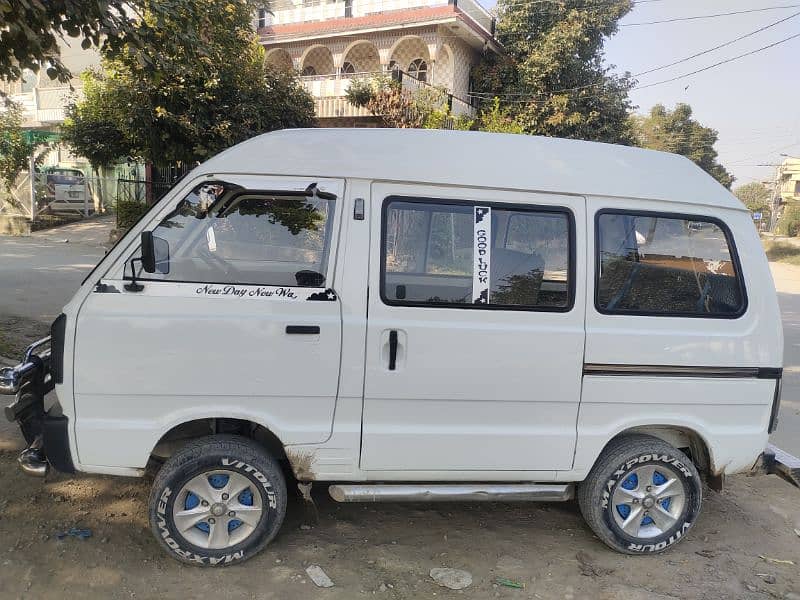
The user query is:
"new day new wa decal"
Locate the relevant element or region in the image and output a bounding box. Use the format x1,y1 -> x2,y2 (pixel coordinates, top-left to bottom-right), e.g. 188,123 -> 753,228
109,281 -> 337,302
472,206 -> 491,305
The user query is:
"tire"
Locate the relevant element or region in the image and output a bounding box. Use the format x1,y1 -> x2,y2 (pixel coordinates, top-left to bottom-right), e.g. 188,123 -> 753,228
577,434 -> 702,555
148,434 -> 287,566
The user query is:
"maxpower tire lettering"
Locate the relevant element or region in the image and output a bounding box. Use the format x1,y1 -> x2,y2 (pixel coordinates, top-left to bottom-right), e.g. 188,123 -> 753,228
148,435 -> 287,567
578,434 -> 702,555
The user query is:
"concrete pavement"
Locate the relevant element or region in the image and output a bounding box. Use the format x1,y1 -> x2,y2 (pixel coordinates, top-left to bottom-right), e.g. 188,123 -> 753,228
769,262 -> 800,454
0,217 -> 110,322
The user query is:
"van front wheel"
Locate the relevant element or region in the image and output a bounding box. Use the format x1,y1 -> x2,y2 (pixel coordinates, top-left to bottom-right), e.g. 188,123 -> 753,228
578,434 -> 702,554
148,435 -> 287,566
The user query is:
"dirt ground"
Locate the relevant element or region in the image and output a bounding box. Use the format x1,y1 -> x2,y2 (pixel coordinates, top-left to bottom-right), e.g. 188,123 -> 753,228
0,426 -> 799,600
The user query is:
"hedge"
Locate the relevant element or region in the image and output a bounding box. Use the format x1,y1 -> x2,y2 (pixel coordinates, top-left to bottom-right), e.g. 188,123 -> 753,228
116,199 -> 150,230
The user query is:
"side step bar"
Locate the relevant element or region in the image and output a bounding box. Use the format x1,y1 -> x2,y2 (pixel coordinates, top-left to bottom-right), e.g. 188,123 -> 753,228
765,444 -> 800,488
328,483 -> 574,503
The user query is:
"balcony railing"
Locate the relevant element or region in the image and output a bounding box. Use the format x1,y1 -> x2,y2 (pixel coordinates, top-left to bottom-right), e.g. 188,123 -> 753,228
9,86 -> 73,126
268,0 -> 494,35
300,70 -> 476,120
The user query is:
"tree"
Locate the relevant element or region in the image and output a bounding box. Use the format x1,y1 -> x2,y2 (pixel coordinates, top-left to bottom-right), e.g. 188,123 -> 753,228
61,0 -> 315,166
61,71 -> 129,170
346,76 -> 472,130
471,0 -> 635,143
478,98 -> 524,134
631,104 -> 734,189
0,0 -> 251,90
0,102 -> 33,190
734,182 -> 771,213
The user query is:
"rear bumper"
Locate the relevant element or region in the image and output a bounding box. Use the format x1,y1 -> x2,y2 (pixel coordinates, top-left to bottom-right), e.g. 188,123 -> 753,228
762,444 -> 800,488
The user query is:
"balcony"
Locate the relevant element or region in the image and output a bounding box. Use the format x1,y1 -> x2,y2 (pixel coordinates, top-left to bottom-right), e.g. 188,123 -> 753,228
300,70 -> 475,120
265,0 -> 494,37
9,86 -> 72,127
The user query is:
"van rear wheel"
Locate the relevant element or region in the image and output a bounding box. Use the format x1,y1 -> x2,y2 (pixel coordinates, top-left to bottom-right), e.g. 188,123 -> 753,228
578,434 -> 702,554
148,434 -> 287,566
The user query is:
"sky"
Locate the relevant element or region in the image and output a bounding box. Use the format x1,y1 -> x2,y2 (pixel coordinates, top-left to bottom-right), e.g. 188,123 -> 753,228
477,0 -> 800,188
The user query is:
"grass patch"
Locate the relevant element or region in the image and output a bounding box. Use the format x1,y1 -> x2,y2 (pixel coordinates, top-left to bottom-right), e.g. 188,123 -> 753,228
764,241 -> 800,266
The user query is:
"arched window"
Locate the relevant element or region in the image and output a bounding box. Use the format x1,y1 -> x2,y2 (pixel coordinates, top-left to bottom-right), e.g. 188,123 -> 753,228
408,59 -> 427,83
341,61 -> 356,75
301,66 -> 317,76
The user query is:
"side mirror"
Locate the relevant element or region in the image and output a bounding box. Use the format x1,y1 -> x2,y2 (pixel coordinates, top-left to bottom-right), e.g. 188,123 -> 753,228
141,231 -> 156,273
124,231 -> 169,292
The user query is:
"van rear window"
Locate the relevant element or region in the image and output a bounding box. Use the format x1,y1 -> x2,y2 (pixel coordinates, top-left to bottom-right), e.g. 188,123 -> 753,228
382,197 -> 574,311
596,211 -> 746,317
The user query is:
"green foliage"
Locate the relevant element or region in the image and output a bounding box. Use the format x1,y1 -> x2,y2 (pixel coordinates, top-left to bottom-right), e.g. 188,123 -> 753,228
0,1 -> 272,91
630,104 -> 734,189
472,0 -> 635,143
61,0 -> 314,166
478,98 -> 525,134
0,102 -> 33,190
61,71 -> 130,169
345,77 -> 393,108
116,199 -> 150,230
776,204 -> 800,237
346,77 -> 472,130
734,182 -> 771,212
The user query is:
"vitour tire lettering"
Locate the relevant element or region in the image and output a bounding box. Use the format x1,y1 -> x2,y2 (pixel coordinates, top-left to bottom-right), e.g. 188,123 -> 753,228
148,435 -> 287,567
578,434 -> 703,555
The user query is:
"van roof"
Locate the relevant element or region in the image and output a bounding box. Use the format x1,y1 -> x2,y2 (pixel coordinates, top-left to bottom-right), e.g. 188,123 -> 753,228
200,128 -> 745,212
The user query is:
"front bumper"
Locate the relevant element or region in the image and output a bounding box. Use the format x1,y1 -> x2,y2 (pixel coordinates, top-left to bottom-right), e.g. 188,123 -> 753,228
0,336 -> 52,398
3,336 -> 74,476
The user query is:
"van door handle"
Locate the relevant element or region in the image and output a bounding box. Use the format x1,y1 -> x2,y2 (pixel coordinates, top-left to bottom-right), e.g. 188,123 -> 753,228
388,330 -> 398,371
286,325 -> 320,335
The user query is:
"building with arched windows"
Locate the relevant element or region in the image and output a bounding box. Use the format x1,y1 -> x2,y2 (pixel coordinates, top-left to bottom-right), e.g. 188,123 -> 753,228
258,0 -> 501,125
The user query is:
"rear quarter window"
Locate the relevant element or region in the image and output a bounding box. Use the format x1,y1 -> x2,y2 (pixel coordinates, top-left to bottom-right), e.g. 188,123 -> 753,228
596,210 -> 746,318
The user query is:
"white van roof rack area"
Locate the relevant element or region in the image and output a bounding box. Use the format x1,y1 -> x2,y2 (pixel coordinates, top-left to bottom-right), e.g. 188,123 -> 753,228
200,128 -> 746,212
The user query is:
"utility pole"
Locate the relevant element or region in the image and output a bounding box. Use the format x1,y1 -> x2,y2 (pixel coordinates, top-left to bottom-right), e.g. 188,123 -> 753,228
770,163 -> 782,233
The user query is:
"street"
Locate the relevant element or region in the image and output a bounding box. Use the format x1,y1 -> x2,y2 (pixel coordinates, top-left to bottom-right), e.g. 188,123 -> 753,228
0,218 -> 109,322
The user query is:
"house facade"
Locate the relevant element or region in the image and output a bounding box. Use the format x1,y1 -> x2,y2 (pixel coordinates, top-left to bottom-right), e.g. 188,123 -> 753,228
258,0 -> 500,124
778,157 -> 800,205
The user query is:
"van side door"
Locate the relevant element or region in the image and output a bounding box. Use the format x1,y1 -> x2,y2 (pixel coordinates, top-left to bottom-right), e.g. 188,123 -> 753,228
361,183 -> 586,473
72,176 -> 344,469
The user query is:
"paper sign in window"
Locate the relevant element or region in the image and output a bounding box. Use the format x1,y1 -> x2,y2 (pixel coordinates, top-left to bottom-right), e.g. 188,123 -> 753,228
473,206 -> 491,305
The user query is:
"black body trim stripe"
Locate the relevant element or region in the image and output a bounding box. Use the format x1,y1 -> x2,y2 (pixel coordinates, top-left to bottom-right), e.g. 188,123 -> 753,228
583,364 -> 782,379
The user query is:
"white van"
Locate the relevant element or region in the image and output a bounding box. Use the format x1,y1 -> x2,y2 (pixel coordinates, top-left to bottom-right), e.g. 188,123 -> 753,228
2,129 -> 789,565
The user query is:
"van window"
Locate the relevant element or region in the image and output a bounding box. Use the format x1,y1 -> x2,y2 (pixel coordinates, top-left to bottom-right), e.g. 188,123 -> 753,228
596,211 -> 745,317
138,182 -> 336,287
382,198 -> 572,310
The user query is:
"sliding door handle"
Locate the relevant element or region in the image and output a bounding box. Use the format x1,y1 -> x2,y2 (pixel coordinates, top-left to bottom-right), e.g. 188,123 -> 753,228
286,325 -> 320,335
388,330 -> 398,371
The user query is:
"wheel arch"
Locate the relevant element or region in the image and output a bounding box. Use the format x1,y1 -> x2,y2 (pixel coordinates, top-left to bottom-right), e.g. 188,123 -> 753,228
148,417 -> 288,472
597,425 -> 715,480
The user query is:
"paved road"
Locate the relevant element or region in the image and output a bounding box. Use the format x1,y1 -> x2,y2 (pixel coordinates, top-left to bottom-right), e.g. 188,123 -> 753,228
1,227 -> 799,457
769,263 -> 800,455
0,218 -> 111,322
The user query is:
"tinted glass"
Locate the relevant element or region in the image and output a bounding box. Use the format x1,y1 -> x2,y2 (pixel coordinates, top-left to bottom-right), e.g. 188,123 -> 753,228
137,182 -> 335,287
383,199 -> 571,309
596,212 -> 744,316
